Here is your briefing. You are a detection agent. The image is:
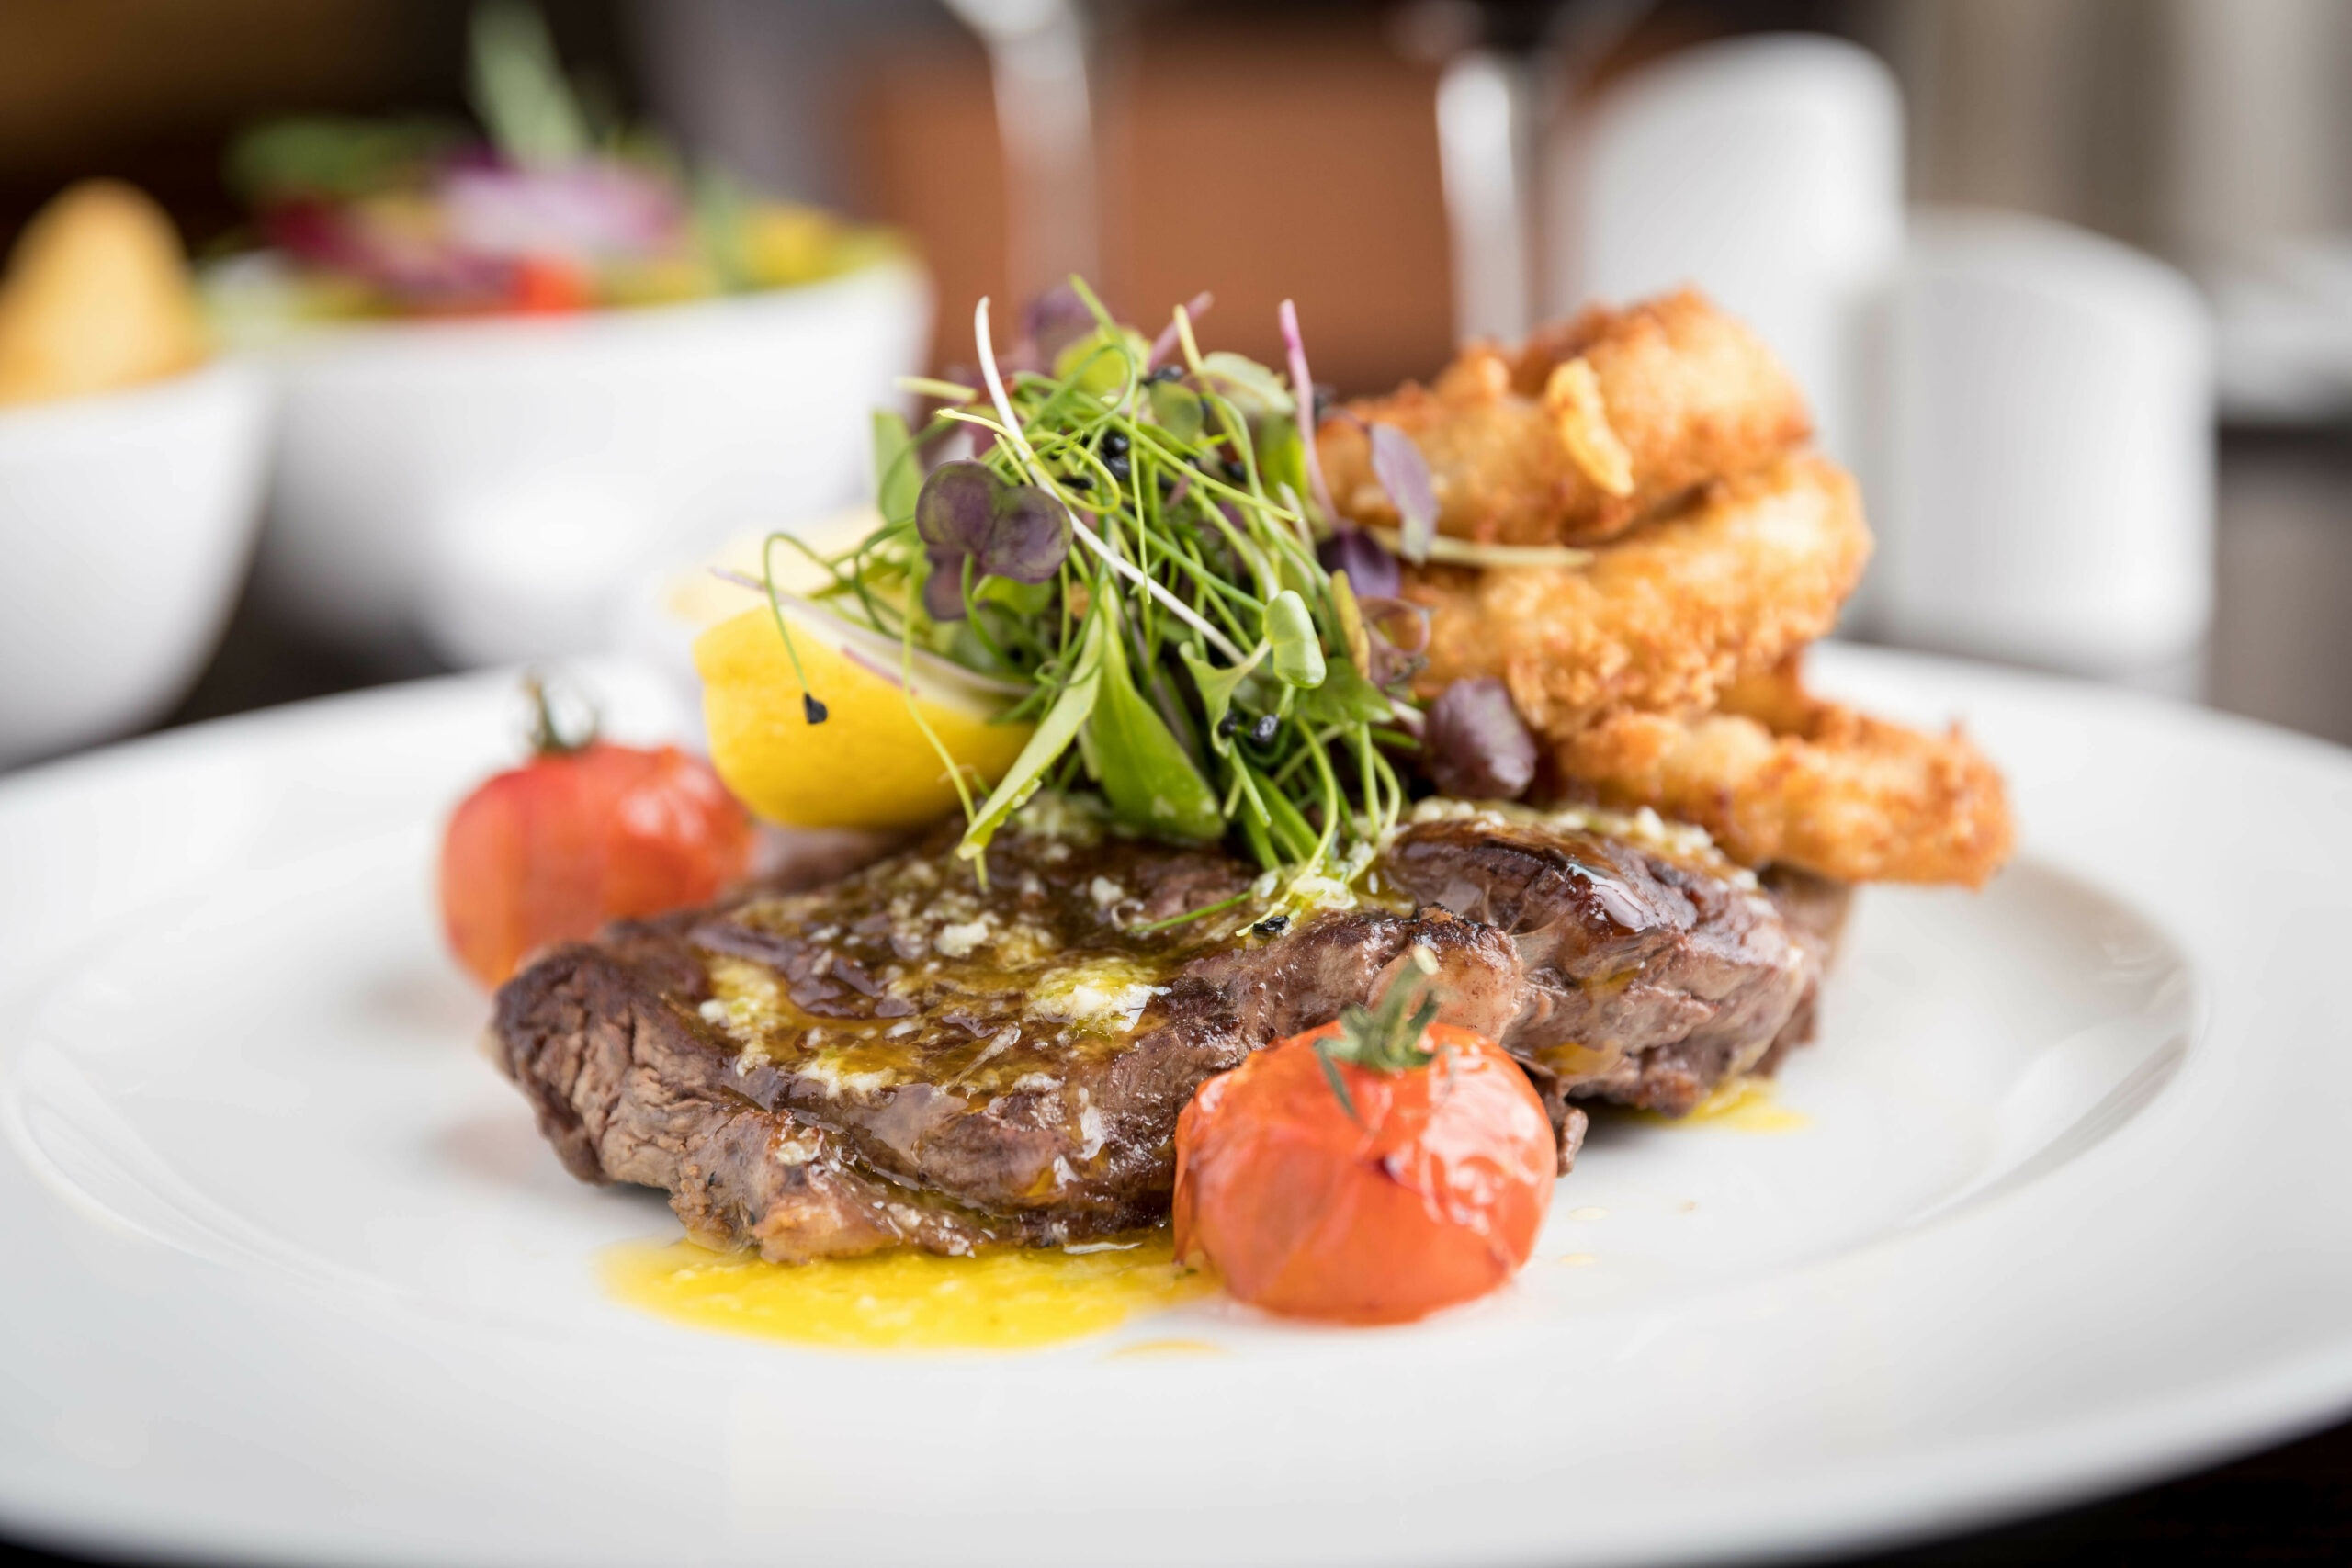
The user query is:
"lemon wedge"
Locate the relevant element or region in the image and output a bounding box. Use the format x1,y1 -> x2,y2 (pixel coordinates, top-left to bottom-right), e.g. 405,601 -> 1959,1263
694,605 -> 1034,829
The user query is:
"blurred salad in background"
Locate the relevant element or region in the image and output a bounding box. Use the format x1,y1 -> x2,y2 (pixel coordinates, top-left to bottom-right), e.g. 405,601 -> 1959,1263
209,1 -> 899,331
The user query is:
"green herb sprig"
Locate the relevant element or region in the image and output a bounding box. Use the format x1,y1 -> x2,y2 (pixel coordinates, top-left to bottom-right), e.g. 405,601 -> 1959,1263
761,278 -> 1419,900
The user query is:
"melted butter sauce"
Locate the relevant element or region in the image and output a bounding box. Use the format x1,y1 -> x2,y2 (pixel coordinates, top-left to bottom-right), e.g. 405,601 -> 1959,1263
603,1231 -> 1216,1351
1641,1076 -> 1811,1133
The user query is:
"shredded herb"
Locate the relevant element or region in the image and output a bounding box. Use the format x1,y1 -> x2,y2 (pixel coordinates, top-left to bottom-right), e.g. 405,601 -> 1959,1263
759,278 -> 1432,892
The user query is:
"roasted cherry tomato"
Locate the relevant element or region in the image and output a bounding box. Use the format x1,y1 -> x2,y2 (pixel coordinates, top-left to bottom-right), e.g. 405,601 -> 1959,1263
1173,957 -> 1556,1324
438,682 -> 752,987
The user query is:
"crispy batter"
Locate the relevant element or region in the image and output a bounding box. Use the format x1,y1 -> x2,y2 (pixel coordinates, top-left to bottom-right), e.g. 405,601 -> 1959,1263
1317,288 -> 1812,546
1546,658 -> 2016,887
1408,453 -> 1872,735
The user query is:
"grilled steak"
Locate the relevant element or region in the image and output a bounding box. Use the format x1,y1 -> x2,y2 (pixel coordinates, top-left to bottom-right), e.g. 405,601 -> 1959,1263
492,800 -> 1843,1261
1384,806 -> 1845,1120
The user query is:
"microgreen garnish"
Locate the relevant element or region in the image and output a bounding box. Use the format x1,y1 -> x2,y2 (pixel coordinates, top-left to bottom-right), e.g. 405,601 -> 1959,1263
754,277 -> 1441,890
758,536 -> 828,726
913,461 -> 1071,621
1367,424 -> 1440,564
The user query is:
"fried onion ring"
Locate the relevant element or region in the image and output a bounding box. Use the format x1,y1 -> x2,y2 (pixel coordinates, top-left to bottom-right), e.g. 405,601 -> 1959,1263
1407,453 -> 1871,735
1545,658 -> 2016,887
1317,288 -> 1812,547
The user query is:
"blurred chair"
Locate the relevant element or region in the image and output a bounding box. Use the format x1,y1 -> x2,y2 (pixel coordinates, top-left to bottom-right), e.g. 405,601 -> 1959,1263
1544,33 -> 1904,471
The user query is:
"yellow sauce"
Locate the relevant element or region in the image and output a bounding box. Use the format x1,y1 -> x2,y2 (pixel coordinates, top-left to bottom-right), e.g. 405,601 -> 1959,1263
602,1232 -> 1216,1351
1103,1337 -> 1230,1359
1643,1076 -> 1811,1133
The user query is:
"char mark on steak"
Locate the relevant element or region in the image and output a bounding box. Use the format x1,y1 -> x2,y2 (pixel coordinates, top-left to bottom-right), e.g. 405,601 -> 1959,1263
492,801 -> 1840,1261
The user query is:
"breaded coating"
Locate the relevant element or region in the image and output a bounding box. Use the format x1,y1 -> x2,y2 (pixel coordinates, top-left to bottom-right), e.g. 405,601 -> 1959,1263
1317,288 -> 1812,546
1408,453 -> 1872,736
1547,659 -> 2016,887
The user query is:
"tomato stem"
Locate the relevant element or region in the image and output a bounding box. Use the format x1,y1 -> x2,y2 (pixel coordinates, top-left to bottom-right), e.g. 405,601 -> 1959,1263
523,671 -> 596,755
1312,1039 -> 1361,1125
1321,942 -> 1442,1103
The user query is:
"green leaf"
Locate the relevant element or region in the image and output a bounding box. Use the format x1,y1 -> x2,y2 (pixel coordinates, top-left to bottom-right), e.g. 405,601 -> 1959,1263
975,575 -> 1052,616
1181,640 -> 1266,757
1263,590 -> 1327,688
872,411 -> 921,525
960,618 -> 1105,861
1234,799 -> 1280,872
1053,326 -> 1152,400
1239,757 -> 1319,863
1148,380 -> 1204,442
1200,352 -> 1295,418
1087,626 -> 1224,840
1294,656 -> 1391,727
1259,414 -> 1309,512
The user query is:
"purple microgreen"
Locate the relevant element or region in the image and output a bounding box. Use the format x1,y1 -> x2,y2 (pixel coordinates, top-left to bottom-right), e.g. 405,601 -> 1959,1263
1022,282 -> 1098,366
1316,527 -> 1401,600
1368,424 -> 1439,563
1278,299 -> 1338,522
914,459 -> 1072,605
1421,677 -> 1537,800
922,558 -> 967,622
915,460 -> 997,558
977,482 -> 1072,583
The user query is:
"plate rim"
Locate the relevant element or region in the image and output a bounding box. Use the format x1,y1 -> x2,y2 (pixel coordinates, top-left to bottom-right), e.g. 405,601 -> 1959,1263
4,644 -> 2351,1568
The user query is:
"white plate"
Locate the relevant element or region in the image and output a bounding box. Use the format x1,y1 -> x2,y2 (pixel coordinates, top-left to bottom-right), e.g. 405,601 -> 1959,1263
3,645 -> 2349,1568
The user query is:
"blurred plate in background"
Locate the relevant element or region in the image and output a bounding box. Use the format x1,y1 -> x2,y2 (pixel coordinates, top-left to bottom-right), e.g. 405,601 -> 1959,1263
243,256 -> 929,670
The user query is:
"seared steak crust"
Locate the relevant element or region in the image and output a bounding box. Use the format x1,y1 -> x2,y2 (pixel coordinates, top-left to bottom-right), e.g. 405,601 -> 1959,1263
492,804 -> 1842,1260
1381,814 -> 1821,1115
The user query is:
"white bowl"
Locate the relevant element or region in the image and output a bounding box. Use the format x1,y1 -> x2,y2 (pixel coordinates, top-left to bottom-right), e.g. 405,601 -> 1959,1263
245,259 -> 932,667
0,361 -> 273,769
